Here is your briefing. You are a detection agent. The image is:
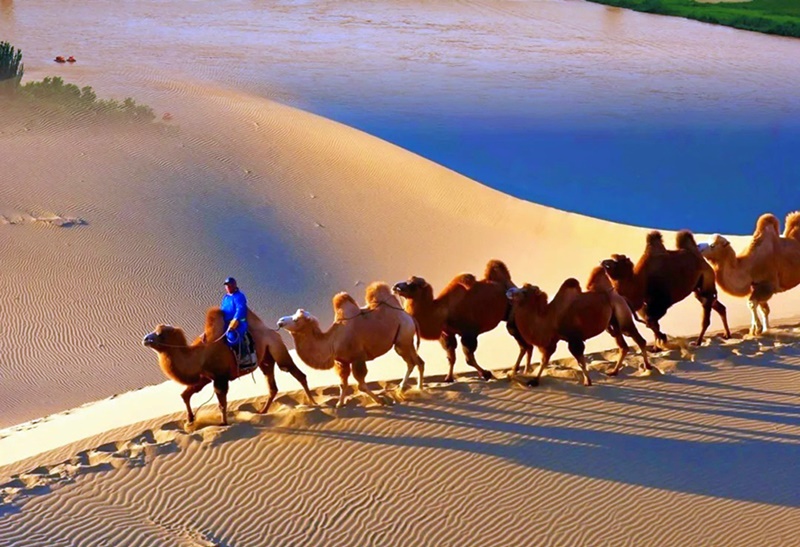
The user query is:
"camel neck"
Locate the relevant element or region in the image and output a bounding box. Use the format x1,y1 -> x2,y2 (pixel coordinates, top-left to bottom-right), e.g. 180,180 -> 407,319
293,323 -> 336,370
714,251 -> 753,297
405,296 -> 446,339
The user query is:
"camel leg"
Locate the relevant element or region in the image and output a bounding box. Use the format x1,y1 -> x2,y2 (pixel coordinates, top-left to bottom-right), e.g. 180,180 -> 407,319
605,320 -> 628,377
439,332 -> 458,382
759,302 -> 771,334
507,322 -> 532,377
279,361 -> 317,408
692,292 -> 714,346
527,343 -> 556,387
748,299 -> 763,336
711,299 -> 731,339
620,322 -> 652,372
258,353 -> 279,415
181,380 -> 210,424
646,318 -> 668,349
461,334 -> 494,381
335,361 -> 351,408
353,360 -> 385,406
213,377 -> 230,426
567,339 -> 592,386
395,344 -> 425,391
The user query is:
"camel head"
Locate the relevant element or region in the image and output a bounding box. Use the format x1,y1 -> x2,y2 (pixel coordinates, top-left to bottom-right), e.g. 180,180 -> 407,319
277,309 -> 319,334
601,254 -> 634,281
142,324 -> 187,350
392,276 -> 433,301
698,234 -> 731,263
506,284 -> 548,310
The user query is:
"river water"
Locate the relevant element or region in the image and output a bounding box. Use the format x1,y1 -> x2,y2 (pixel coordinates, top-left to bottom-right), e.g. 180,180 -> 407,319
2,0 -> 799,232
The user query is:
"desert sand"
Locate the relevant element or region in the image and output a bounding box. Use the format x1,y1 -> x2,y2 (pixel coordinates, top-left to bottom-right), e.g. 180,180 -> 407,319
1,86 -> 799,546
2,0 -> 800,545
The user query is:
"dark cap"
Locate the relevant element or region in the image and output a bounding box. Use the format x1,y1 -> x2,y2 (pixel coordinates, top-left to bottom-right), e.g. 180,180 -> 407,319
223,277 -> 237,285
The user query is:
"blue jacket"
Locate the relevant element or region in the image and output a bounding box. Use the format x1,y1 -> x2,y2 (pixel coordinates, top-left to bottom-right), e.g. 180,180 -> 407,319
221,290 -> 248,343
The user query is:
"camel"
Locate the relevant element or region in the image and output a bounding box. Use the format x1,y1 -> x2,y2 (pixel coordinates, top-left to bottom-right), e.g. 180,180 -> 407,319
143,307 -> 317,426
507,266 -> 652,387
601,230 -> 731,347
700,212 -> 800,335
277,282 -> 424,408
391,260 -> 533,382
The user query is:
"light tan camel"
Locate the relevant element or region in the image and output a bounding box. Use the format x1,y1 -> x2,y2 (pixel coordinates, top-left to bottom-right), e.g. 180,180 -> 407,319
700,212 -> 800,335
143,307 -> 317,426
277,282 -> 424,408
507,267 -> 651,387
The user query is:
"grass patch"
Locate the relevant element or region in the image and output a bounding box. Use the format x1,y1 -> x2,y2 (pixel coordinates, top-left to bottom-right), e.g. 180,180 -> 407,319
586,0 -> 800,38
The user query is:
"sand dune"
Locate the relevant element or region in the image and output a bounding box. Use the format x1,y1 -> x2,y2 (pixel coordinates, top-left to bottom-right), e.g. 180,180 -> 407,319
2,59 -> 800,547
2,322 -> 800,546
3,83 -> 796,431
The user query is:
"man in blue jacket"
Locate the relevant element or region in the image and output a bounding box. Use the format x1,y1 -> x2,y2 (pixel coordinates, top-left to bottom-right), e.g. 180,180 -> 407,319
221,277 -> 252,362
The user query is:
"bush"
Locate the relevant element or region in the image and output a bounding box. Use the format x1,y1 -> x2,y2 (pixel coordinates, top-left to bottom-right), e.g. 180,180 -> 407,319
20,77 -> 156,122
0,41 -> 24,93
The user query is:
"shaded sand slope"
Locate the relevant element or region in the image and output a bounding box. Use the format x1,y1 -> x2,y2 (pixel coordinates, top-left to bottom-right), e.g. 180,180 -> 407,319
2,324 -> 800,546
3,84 -> 798,429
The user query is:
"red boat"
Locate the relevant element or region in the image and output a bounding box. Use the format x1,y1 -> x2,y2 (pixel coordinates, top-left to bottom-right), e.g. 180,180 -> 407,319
54,56 -> 66,63
67,56 -> 76,63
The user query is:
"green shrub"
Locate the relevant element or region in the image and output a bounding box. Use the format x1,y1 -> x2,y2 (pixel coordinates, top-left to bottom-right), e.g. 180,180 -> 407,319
0,41 -> 24,93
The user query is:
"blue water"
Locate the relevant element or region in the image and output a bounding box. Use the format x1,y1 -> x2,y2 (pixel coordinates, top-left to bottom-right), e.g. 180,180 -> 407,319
314,108 -> 800,235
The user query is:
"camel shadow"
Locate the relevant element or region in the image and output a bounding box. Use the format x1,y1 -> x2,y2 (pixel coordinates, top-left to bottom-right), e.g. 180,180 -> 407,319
279,398 -> 800,507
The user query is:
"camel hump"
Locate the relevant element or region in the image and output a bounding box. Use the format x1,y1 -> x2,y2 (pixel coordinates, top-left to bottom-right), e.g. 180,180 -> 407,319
560,278 -> 582,291
755,213 -> 780,237
483,259 -> 512,285
784,211 -> 800,241
676,230 -> 699,253
333,292 -> 360,321
586,266 -> 612,292
454,273 -> 477,290
645,230 -> 666,252
365,282 -> 400,308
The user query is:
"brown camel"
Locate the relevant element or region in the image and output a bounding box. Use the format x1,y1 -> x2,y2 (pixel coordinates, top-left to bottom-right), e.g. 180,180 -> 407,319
276,282 -> 424,408
601,230 -> 731,347
700,212 -> 800,335
143,307 -> 317,426
507,266 -> 652,387
392,259 -> 533,382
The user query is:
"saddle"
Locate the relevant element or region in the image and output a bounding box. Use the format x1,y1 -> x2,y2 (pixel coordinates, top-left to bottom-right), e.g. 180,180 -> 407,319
231,331 -> 258,372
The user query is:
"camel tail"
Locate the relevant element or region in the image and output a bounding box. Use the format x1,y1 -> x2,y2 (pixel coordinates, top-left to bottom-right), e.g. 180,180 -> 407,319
413,317 -> 421,351
755,213 -> 780,237
484,259 -> 513,286
676,230 -> 700,253
332,292 -> 360,321
784,211 -> 800,242
365,282 -> 400,308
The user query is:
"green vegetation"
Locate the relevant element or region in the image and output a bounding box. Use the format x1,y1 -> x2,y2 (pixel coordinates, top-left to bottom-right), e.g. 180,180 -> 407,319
1,40 -> 155,124
19,77 -> 155,122
587,0 -> 800,38
0,41 -> 24,93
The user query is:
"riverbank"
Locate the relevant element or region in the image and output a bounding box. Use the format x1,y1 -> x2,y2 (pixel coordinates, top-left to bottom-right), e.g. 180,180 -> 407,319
586,0 -> 800,38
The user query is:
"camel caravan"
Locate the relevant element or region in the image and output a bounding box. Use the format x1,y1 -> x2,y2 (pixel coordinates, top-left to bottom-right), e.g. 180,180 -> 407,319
143,211 -> 800,426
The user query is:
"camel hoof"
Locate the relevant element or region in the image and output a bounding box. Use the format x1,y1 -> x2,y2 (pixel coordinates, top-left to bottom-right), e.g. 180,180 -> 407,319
481,371 -> 494,381
583,380 -> 593,387
444,375 -> 455,383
